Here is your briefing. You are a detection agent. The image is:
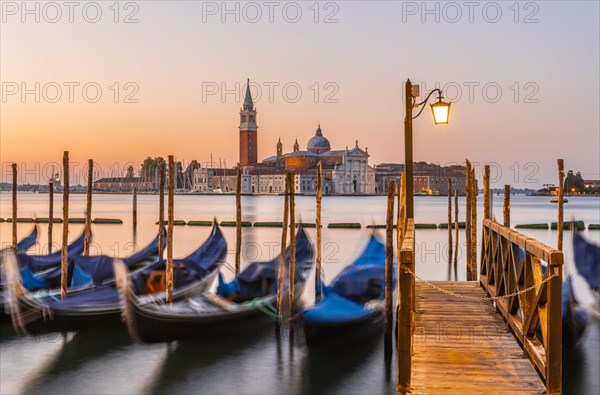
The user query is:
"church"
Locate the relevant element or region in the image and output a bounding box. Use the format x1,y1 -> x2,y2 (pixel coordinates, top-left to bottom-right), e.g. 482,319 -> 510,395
194,79 -> 375,194
239,80 -> 375,194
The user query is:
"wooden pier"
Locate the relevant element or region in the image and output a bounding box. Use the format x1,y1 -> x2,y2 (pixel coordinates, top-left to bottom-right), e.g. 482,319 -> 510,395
410,281 -> 546,394
398,215 -> 563,394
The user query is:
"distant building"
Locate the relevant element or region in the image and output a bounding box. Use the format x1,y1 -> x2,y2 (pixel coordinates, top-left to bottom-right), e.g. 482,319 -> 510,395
374,162 -> 469,195
583,180 -> 600,192
93,177 -> 154,192
194,79 -> 375,195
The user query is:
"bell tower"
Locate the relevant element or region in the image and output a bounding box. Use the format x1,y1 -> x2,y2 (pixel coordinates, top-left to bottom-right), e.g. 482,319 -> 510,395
277,137 -> 282,157
239,79 -> 258,166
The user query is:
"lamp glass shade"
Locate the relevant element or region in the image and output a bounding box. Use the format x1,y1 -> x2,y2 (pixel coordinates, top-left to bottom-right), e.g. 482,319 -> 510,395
430,100 -> 451,125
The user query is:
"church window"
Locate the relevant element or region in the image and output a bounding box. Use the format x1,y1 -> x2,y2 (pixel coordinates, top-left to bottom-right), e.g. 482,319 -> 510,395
242,115 -> 247,122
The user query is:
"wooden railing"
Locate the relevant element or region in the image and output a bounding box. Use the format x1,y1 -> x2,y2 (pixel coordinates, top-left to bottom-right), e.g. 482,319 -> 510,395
480,218 -> 563,394
397,219 -> 415,394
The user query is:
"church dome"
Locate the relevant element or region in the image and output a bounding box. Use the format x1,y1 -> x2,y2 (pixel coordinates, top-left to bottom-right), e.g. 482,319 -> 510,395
307,124 -> 331,153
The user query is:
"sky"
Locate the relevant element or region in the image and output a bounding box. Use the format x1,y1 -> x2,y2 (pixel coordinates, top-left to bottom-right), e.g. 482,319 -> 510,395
1,0 -> 599,188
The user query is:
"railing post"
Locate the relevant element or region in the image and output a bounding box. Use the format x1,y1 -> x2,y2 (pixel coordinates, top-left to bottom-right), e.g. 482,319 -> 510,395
397,219 -> 415,394
546,252 -> 563,394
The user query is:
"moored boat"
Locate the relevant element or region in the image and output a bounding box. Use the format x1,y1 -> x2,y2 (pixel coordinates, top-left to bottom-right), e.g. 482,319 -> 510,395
301,233 -> 393,348
116,226 -> 314,344
4,222 -> 226,335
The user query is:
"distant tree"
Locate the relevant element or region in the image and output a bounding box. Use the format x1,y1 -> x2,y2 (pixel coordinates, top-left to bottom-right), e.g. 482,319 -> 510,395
141,157 -> 166,181
185,160 -> 201,189
564,170 -> 585,193
126,165 -> 135,179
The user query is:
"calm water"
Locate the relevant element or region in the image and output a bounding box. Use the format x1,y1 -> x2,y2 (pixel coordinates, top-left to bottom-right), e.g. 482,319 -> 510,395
1,193 -> 599,394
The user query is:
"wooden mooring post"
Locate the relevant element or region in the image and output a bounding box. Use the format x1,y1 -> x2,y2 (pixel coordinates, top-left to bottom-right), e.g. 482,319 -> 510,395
384,180 -> 395,334
397,172 -> 406,240
132,186 -> 138,231
276,173 -> 290,323
48,182 -> 54,253
11,163 -> 17,250
235,164 -> 242,275
483,165 -> 491,220
504,185 -> 511,227
288,172 -> 296,323
447,179 -> 452,262
166,155 -> 175,304
465,160 -> 472,280
158,163 -> 165,260
469,168 -> 477,280
557,159 -> 564,251
60,151 -> 69,299
84,159 -> 93,256
453,188 -> 459,268
315,161 -> 323,301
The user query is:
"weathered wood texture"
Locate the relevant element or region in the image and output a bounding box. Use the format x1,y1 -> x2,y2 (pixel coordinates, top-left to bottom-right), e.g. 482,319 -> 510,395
385,180 -> 395,333
288,172 -> 296,320
557,160 -> 564,251
276,173 -> 290,320
397,219 -> 415,394
504,185 -> 511,228
12,163 -> 17,249
465,160 -> 472,280
84,159 -> 93,256
61,152 -> 69,298
48,182 -> 54,253
480,219 -> 562,394
235,164 -> 242,275
410,281 -> 546,394
315,161 -> 322,301
158,164 -> 165,260
166,155 -> 175,304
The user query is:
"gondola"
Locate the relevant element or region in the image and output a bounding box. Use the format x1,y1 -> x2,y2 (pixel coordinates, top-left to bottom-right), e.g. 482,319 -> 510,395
301,233 -> 393,348
573,231 -> 600,314
16,225 -> 38,253
0,226 -> 40,322
562,275 -> 588,348
5,221 -> 227,335
18,229 -> 87,274
116,226 -> 314,344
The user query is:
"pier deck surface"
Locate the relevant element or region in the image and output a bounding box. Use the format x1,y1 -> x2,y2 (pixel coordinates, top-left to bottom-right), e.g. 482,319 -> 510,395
410,281 -> 546,394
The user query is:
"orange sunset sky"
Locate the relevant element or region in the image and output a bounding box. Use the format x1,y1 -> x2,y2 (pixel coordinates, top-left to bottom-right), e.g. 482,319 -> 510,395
1,1 -> 598,187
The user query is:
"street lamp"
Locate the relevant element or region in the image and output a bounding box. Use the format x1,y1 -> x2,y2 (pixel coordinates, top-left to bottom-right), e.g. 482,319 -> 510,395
404,79 -> 451,219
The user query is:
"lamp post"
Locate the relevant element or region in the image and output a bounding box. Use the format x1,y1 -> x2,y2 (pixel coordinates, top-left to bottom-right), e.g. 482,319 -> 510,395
404,79 -> 451,219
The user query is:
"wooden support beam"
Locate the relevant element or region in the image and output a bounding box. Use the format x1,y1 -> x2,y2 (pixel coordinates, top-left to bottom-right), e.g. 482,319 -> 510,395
276,173 -> 290,322
132,186 -> 137,230
315,161 -> 323,302
11,163 -> 17,250
397,219 -> 415,394
504,185 -> 511,228
453,188 -> 459,268
470,168 -> 477,281
484,165 -> 491,220
288,172 -> 296,323
158,163 -> 165,260
84,159 -> 93,256
235,164 -> 242,275
465,160 -> 472,280
447,179 -> 453,262
166,155 -> 175,304
385,179 -> 395,334
557,159 -> 564,251
48,182 -> 53,253
61,151 -> 69,299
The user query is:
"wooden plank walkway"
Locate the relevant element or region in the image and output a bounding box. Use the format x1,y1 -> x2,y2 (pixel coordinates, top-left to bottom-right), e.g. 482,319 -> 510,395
410,281 -> 546,394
